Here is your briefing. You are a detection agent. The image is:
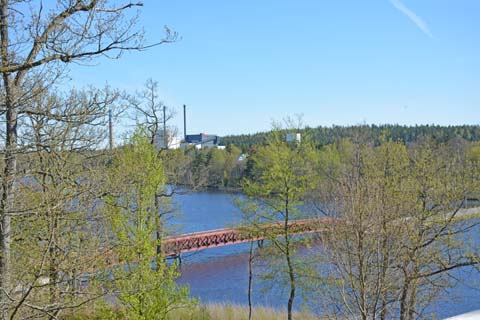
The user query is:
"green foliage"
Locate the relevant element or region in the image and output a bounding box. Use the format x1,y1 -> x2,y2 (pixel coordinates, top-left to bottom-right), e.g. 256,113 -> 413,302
106,132 -> 164,258
240,128 -> 320,320
243,130 -> 318,203
102,261 -> 191,320
103,130 -> 193,319
178,144 -> 246,188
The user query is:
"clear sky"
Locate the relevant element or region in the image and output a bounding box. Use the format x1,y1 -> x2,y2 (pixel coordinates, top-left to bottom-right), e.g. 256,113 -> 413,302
69,0 -> 479,136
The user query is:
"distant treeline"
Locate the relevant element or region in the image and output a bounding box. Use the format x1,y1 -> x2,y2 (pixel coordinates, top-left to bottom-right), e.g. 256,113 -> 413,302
221,124 -> 480,151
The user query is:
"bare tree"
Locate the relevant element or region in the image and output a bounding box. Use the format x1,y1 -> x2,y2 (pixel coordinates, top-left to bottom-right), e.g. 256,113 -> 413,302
315,139 -> 480,319
0,1 -> 175,317
6,86 -> 120,319
128,78 -> 177,148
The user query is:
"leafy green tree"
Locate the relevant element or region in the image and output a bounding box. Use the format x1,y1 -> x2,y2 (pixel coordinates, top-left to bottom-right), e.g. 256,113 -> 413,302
241,129 -> 318,320
206,148 -> 226,186
465,142 -> 480,201
103,131 -> 192,319
224,144 -> 243,187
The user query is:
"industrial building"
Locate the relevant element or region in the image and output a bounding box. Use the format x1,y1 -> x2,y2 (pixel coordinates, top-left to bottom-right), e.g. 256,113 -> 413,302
180,105 -> 221,149
184,133 -> 220,149
154,106 -> 221,150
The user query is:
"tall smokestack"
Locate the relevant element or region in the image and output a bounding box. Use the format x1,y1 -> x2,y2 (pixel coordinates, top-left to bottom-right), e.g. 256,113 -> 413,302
163,105 -> 167,149
108,109 -> 113,150
183,104 -> 187,141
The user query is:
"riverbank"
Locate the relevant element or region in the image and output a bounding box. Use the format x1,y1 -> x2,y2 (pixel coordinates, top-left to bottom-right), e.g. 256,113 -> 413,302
205,185 -> 243,193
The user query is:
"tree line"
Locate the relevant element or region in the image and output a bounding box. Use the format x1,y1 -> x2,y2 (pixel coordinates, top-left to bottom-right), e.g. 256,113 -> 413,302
222,124 -> 480,152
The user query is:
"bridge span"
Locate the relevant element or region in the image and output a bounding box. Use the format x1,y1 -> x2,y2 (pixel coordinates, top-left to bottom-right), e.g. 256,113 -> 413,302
162,217 -> 335,257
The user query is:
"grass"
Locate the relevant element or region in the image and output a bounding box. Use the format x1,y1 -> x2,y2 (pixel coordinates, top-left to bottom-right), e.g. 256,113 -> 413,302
61,303 -> 322,319
166,303 -> 321,320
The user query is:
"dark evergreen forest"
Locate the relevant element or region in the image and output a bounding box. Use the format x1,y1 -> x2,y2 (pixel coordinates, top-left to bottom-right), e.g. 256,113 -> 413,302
221,124 -> 480,151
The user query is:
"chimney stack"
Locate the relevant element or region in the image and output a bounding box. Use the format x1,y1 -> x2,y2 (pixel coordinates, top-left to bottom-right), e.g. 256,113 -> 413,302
108,109 -> 113,150
163,105 -> 167,149
183,104 -> 187,141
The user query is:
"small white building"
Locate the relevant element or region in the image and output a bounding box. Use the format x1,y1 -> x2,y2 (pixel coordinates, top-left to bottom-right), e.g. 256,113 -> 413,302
286,133 -> 301,144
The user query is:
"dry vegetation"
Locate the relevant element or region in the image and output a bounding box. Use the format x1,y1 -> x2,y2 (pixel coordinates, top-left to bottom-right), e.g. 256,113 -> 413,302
63,303 -> 321,320
168,304 -> 320,320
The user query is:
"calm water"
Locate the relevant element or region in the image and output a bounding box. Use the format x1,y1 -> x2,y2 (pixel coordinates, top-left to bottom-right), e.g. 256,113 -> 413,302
169,190 -> 480,319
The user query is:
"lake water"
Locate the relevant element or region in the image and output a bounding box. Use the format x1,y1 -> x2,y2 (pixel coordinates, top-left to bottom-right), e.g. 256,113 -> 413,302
169,190 -> 480,319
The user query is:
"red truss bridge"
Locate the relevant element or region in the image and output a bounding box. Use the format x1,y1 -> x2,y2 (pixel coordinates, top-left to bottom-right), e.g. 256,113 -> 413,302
162,217 -> 335,257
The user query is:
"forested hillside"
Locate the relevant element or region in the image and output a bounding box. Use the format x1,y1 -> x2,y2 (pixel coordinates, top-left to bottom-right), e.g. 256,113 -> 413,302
221,124 -> 480,151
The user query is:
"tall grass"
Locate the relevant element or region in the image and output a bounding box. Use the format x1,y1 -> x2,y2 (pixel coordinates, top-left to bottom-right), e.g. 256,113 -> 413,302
167,303 -> 321,320
62,303 -> 321,319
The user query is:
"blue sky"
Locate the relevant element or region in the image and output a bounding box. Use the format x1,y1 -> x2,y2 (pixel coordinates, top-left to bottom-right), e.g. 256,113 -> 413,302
69,0 -> 479,136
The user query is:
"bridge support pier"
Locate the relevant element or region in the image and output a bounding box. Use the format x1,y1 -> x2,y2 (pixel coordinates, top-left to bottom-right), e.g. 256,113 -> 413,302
174,253 -> 182,265
257,239 -> 264,248
166,251 -> 182,265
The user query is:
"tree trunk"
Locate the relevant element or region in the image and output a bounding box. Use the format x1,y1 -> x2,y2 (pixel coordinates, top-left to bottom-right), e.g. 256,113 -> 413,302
248,241 -> 254,320
286,249 -> 296,320
284,199 -> 295,320
0,1 -> 16,315
48,216 -> 59,320
380,206 -> 390,320
407,279 -> 418,320
0,127 -> 15,319
155,192 -> 162,264
399,276 -> 410,320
